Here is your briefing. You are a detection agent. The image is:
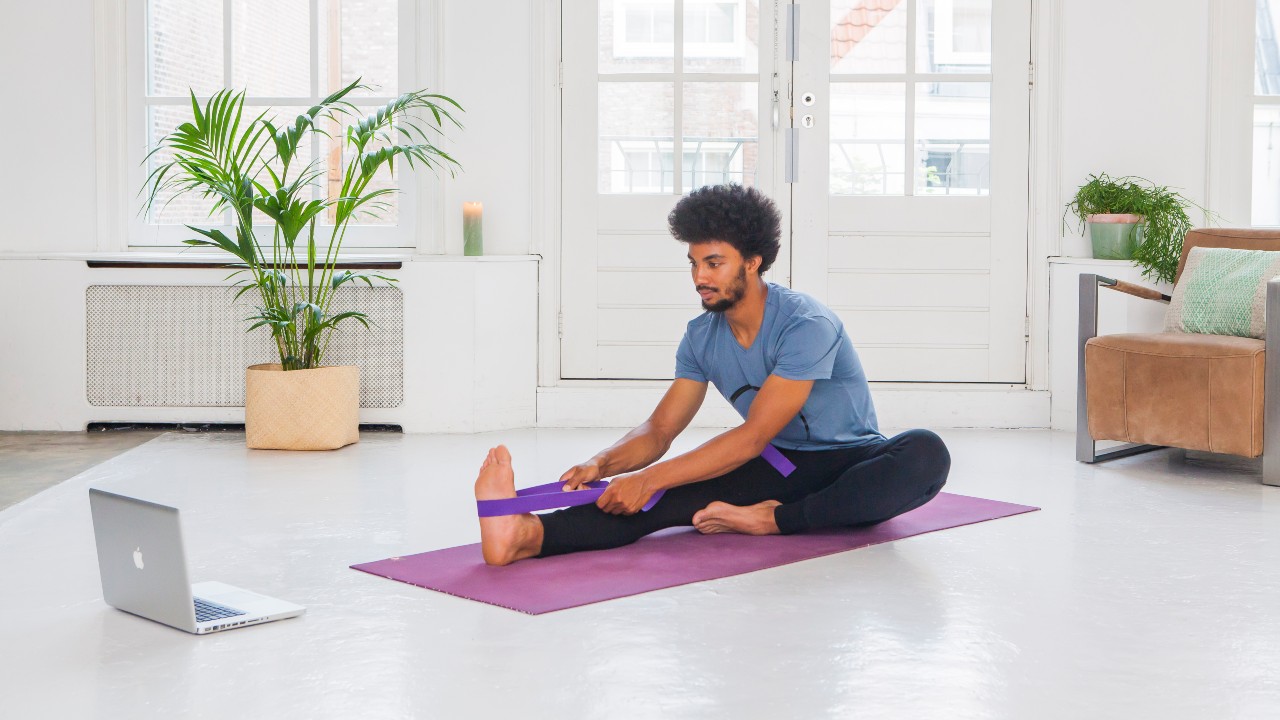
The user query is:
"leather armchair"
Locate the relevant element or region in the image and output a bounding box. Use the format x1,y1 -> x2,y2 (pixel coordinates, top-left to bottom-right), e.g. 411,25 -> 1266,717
1076,229 -> 1280,485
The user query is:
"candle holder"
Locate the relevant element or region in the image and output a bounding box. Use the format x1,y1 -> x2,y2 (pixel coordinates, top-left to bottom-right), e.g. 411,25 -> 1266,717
463,201 -> 483,256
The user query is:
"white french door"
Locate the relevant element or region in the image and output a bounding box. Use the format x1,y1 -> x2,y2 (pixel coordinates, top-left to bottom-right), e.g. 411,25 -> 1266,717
791,0 -> 1031,381
561,0 -> 786,379
561,0 -> 1030,382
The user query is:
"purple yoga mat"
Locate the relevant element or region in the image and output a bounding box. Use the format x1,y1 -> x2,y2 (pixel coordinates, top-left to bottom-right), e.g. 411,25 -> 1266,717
351,492 -> 1038,615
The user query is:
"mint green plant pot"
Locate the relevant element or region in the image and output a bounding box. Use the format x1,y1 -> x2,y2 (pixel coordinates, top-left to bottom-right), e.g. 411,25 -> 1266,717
1088,221 -> 1144,260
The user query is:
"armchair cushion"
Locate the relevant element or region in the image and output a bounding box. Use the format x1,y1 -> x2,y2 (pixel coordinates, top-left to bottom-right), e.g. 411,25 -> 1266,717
1085,332 -> 1264,457
1165,246 -> 1280,339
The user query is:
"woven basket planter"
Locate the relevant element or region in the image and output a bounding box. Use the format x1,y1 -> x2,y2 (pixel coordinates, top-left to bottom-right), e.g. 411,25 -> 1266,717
244,364 -> 360,450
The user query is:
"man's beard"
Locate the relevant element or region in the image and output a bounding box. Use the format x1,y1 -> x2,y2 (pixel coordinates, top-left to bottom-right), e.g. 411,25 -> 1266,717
700,266 -> 748,313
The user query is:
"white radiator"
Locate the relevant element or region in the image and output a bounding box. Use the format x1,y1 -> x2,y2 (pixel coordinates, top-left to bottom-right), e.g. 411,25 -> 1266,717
85,285 -> 404,408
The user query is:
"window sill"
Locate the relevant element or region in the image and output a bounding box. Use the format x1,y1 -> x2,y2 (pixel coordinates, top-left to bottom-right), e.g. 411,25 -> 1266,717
1047,256 -> 1139,266
0,251 -> 542,267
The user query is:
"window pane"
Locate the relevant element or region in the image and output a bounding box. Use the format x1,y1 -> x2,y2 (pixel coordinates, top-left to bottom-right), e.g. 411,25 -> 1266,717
1254,106 -> 1280,225
319,0 -> 399,97
601,0 -> 675,73
831,0 -> 907,74
684,0 -> 758,73
831,83 -> 906,195
1260,0 -> 1280,94
683,82 -> 758,190
148,0 -> 223,96
915,81 -> 990,195
147,106 -> 224,225
232,0 -> 311,97
917,0 -> 991,74
599,83 -> 675,193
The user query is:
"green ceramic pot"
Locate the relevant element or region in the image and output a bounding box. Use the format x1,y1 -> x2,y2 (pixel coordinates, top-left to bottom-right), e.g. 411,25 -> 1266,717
1088,214 -> 1145,260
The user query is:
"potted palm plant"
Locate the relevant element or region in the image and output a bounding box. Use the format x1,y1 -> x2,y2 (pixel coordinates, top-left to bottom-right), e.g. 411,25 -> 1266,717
1064,173 -> 1208,284
144,80 -> 462,450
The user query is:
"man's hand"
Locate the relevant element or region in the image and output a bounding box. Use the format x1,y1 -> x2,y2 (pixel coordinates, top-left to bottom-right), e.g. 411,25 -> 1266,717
596,472 -> 657,515
555,379 -> 707,495
559,461 -> 604,491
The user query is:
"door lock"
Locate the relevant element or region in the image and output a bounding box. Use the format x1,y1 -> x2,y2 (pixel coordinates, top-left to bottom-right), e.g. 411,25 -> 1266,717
801,92 -> 816,106
801,114 -> 815,129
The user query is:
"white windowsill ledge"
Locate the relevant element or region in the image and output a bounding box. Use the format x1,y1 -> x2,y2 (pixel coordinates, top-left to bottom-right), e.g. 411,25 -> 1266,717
0,252 -> 541,264
1047,256 -> 1141,267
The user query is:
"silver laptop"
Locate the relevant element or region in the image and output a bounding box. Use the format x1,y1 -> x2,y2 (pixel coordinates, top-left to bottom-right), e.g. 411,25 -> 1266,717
88,488 -> 305,634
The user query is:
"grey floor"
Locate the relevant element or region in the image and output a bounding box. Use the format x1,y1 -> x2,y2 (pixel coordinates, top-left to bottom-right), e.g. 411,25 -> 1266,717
2,428 -> 1278,719
0,430 -> 166,511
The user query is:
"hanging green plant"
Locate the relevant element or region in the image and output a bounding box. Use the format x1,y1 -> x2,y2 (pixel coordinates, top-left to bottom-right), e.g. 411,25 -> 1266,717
1063,173 -> 1213,284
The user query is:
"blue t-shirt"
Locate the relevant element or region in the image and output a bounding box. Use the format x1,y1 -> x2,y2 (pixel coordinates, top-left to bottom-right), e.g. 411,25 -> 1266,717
675,283 -> 883,451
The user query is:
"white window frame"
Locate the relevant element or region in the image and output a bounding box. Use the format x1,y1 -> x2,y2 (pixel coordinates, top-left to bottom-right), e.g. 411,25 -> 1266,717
96,0 -> 441,253
613,0 -> 745,60
931,0 -> 992,68
614,0 -> 673,55
606,139 -> 748,193
1208,0 -> 1269,226
610,141 -> 676,193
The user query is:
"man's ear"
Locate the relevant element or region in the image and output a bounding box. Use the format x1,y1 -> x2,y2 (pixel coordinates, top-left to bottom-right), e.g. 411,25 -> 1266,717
746,255 -> 763,277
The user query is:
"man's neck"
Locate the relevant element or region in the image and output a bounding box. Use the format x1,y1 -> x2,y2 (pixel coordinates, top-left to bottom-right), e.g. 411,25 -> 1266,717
725,278 -> 770,347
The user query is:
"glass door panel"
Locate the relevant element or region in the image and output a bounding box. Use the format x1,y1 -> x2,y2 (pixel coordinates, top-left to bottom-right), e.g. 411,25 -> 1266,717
564,0 -> 778,379
795,0 -> 1028,382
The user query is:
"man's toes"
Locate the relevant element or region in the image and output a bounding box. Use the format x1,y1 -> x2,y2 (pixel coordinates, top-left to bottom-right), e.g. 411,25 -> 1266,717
494,445 -> 512,465
692,505 -> 719,524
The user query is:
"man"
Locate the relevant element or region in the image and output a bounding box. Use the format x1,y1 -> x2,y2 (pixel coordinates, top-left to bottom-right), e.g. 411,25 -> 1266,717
476,184 -> 950,566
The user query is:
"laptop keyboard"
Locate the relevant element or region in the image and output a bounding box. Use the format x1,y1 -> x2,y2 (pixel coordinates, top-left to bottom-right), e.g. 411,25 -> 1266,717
194,597 -> 247,623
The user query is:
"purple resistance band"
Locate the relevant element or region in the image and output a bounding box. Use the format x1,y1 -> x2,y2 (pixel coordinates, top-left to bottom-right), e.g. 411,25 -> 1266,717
760,444 -> 796,476
476,445 -> 797,517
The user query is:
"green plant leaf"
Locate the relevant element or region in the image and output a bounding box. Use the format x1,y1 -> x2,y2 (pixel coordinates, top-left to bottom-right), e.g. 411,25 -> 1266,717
253,188 -> 328,246
184,226 -> 240,257
142,80 -> 462,370
1065,172 -> 1215,284
327,310 -> 371,330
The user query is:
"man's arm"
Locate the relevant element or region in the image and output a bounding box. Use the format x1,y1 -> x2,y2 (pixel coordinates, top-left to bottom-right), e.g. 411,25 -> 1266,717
596,374 -> 814,514
560,378 -> 708,489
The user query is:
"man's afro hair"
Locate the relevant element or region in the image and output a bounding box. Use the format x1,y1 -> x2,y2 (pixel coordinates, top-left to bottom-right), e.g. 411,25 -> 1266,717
667,184 -> 781,274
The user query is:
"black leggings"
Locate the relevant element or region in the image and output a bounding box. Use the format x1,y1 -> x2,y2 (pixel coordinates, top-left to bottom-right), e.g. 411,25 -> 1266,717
537,429 -> 951,558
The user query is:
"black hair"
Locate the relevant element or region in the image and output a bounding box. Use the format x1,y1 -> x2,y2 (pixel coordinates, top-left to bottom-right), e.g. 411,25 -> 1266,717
667,184 -> 781,275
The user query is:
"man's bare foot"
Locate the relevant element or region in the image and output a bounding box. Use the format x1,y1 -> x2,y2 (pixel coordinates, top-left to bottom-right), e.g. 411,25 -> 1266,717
692,499 -> 782,535
475,445 -> 544,566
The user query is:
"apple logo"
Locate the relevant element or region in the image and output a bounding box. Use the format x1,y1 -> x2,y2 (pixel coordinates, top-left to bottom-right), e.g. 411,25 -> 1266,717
133,547 -> 145,570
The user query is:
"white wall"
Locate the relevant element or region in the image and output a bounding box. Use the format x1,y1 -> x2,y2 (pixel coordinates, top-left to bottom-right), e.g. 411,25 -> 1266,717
437,0 -> 535,256
0,0 -> 537,257
1055,0 -> 1211,257
1041,0 -> 1214,428
0,0 -> 542,432
0,0 -> 1227,431
0,257 -> 538,432
0,0 -> 98,253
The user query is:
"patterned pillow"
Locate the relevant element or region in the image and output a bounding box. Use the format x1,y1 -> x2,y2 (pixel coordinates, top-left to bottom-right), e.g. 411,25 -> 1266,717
1165,246 -> 1280,339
